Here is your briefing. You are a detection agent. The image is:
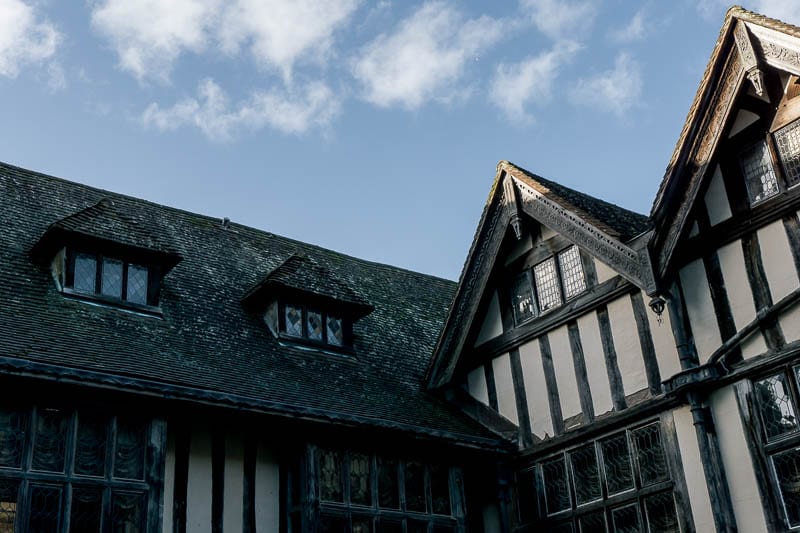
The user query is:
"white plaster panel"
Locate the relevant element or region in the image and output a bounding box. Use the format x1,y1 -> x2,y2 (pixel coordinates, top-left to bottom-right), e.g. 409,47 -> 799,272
255,444 -> 280,533
475,291 -> 504,346
493,353 -> 519,425
519,338 -> 554,439
759,220 -> 800,302
728,109 -> 760,137
644,293 -> 682,381
576,312 -> 612,417
780,304 -> 800,343
163,429 -> 176,533
549,326 -> 582,422
718,240 -> 758,328
223,433 -> 245,533
704,166 -> 732,225
594,258 -> 619,284
467,366 -> 489,406
673,406 -> 715,532
680,259 -> 722,364
710,385 -> 768,532
607,296 -> 648,396
186,427 -> 213,533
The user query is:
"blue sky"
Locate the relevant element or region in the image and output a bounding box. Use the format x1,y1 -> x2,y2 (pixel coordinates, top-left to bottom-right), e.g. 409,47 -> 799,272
1,0 -> 798,280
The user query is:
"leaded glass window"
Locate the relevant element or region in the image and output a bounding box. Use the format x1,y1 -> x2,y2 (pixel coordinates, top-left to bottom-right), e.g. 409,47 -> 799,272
521,422 -> 680,531
511,271 -> 536,325
73,253 -> 97,293
327,316 -> 344,347
101,257 -> 123,298
741,140 -> 780,204
319,449 -> 344,502
64,250 -> 156,307
430,465 -> 451,515
775,118 -> 800,187
534,257 -> 563,311
772,447 -> 800,526
308,311 -> 324,342
378,458 -> 400,509
406,462 -> 426,512
126,264 -> 149,305
755,373 -> 798,440
349,453 -> 371,506
558,246 -> 587,299
0,405 -> 153,532
285,305 -> 303,337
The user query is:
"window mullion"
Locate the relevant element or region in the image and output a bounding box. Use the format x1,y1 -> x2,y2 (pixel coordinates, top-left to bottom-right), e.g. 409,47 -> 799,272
121,263 -> 129,301
94,254 -> 102,295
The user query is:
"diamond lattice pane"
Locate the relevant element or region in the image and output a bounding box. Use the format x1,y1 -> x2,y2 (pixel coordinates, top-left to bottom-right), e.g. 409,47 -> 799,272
114,418 -> 146,480
741,140 -> 780,203
0,408 -> 27,468
28,484 -> 62,532
570,443 -> 601,505
511,271 -> 536,324
71,487 -> 103,533
776,119 -> 800,187
318,449 -> 343,502
307,311 -> 323,341
534,258 -> 562,311
773,447 -> 800,526
405,462 -> 426,512
542,455 -> 571,515
600,432 -> 634,495
756,373 -> 798,441
430,464 -> 451,515
285,305 -> 303,337
378,458 -> 399,509
327,316 -> 343,346
579,510 -> 606,533
101,258 -> 123,298
559,246 -> 587,299
632,424 -> 669,487
643,491 -> 679,533
611,503 -> 641,533
350,453 -> 371,506
73,253 -> 97,293
127,264 -> 148,305
75,414 -> 107,477
111,491 -> 145,532
32,408 -> 67,473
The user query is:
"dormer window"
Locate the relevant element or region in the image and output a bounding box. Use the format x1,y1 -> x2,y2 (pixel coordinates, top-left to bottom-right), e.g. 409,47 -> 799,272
741,140 -> 780,204
64,250 -> 154,306
738,118 -> 800,206
244,254 -> 373,353
510,245 -> 588,325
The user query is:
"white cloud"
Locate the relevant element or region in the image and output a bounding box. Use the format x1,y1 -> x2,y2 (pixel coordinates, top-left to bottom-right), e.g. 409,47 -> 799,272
0,0 -> 60,78
90,0 -> 220,83
45,61 -> 66,92
610,9 -> 647,43
218,0 -> 361,81
489,41 -> 580,122
352,1 -> 503,110
569,52 -> 643,116
142,78 -> 340,140
520,0 -> 596,40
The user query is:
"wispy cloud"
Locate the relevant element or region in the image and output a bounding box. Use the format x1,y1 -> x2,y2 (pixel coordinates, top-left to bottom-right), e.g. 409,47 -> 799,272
142,78 -> 340,140
218,0 -> 360,82
569,52 -> 643,116
0,0 -> 60,78
610,9 -> 647,43
489,41 -> 580,122
90,0 -> 219,83
90,0 -> 360,84
351,1 -> 504,110
519,0 -> 596,40
696,0 -> 800,24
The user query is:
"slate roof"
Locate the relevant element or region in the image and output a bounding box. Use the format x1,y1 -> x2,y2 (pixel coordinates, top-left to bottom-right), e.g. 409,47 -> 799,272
504,161 -> 650,242
0,161 -> 507,450
244,253 -> 373,316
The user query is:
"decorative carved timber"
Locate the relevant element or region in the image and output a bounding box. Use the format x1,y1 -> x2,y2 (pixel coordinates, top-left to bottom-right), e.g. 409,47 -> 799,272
511,177 -> 645,286
656,50 -> 744,275
747,23 -> 800,77
734,21 -> 764,96
430,192 -> 511,387
502,174 -> 523,240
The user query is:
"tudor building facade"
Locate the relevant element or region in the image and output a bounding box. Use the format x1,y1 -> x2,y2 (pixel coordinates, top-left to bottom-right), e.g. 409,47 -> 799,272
4,5 -> 800,533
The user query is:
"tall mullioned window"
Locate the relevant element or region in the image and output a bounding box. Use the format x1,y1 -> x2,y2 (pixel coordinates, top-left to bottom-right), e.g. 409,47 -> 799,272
518,421 -> 681,532
0,405 -> 155,532
509,245 -> 588,325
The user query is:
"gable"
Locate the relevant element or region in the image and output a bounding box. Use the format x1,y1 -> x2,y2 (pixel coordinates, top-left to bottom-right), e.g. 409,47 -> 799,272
426,162 -> 651,389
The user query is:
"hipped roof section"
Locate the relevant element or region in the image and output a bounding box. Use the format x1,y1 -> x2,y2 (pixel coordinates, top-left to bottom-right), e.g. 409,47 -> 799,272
426,161 -> 649,389
649,6 -> 800,279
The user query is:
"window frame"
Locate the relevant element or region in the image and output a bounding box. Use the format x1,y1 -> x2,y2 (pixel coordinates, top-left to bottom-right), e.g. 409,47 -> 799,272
0,404 -> 162,533
517,419 -> 685,532
275,301 -> 351,351
60,248 -> 160,312
509,245 -> 589,326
